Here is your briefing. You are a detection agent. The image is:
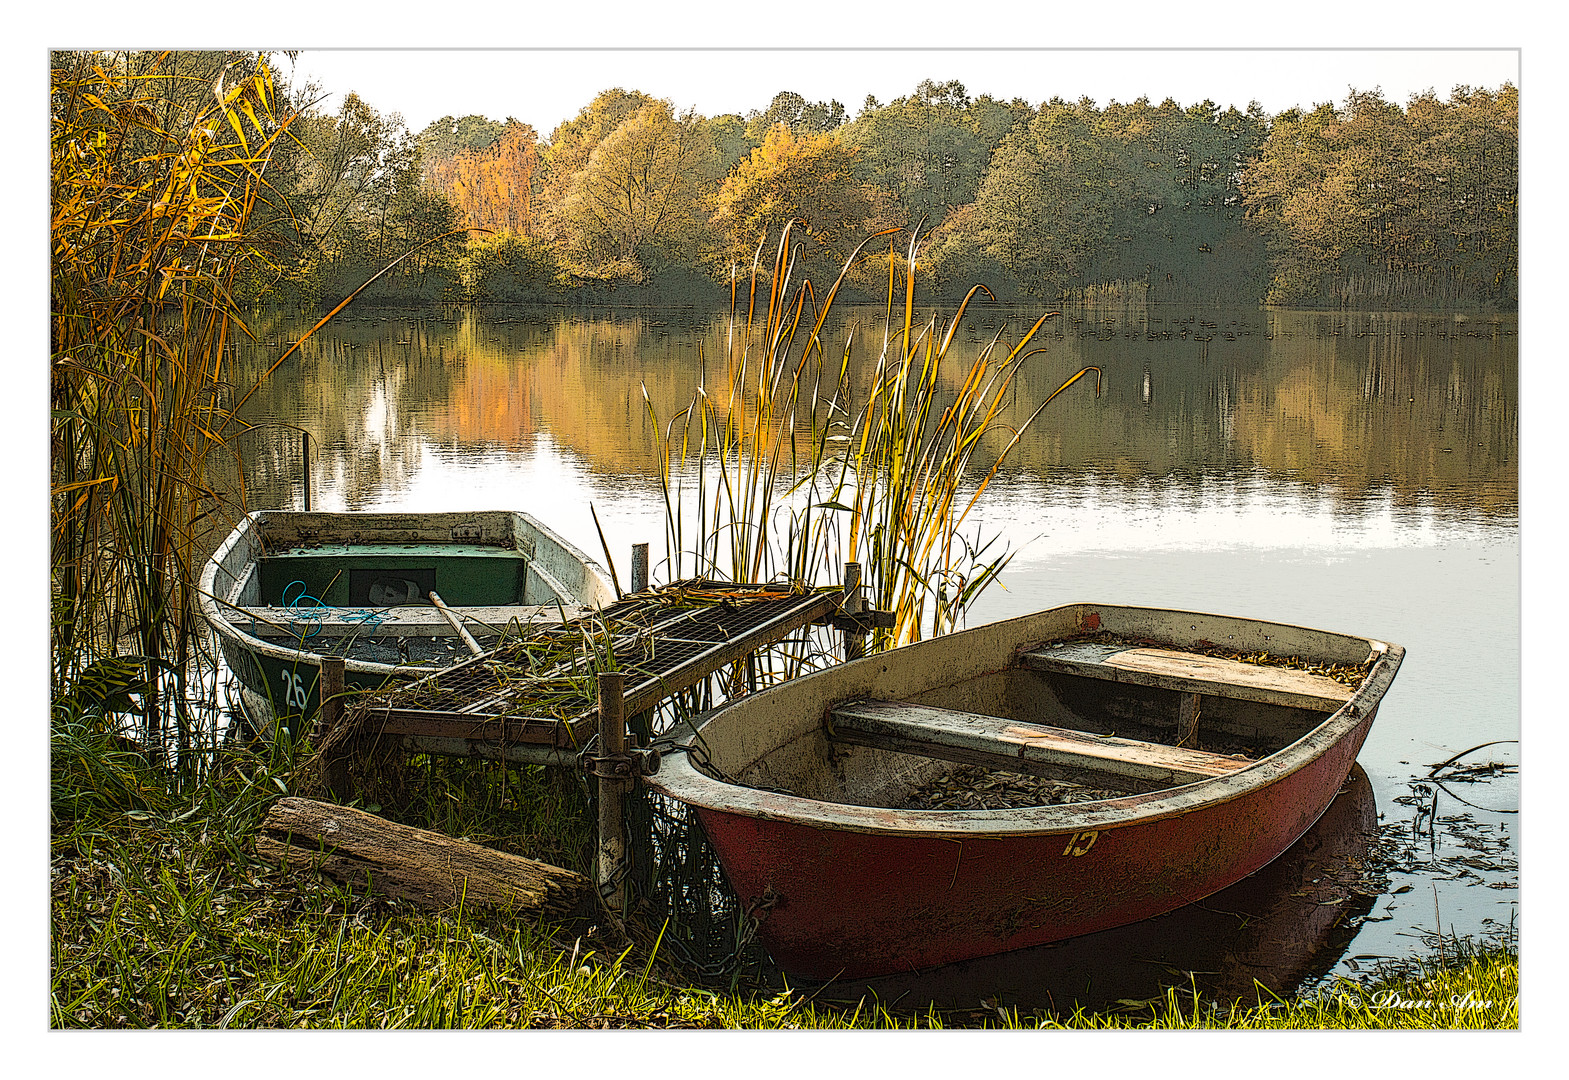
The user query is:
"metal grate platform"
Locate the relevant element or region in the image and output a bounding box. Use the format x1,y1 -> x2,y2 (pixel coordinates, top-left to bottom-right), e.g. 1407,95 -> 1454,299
352,580 -> 846,755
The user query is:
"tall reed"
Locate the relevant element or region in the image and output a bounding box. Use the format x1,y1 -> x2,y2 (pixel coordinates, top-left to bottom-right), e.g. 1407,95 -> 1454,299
647,223 -> 1099,649
50,51 -> 292,754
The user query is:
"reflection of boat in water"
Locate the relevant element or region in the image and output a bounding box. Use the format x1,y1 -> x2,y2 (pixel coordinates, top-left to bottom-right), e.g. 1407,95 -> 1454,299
647,603 -> 1402,979
808,765 -> 1381,1014
198,510 -> 614,735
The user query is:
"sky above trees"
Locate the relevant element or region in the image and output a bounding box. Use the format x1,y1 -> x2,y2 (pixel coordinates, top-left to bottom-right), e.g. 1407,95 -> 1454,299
287,49 -> 1519,146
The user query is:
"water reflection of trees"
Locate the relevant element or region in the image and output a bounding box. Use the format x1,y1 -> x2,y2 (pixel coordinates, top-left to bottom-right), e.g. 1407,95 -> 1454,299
976,307 -> 1516,515
228,305 -> 1516,519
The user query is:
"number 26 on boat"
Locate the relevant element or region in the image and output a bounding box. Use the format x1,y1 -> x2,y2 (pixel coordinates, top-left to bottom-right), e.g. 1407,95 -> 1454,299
278,669 -> 310,711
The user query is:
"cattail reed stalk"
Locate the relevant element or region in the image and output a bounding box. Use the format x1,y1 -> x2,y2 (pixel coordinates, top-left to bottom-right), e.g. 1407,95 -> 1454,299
646,221 -> 1099,655
50,52 -> 294,756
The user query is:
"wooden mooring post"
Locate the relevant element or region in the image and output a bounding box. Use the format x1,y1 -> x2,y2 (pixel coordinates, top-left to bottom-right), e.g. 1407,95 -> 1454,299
319,655 -> 346,724
318,655 -> 358,800
841,562 -> 866,662
301,430 -> 312,512
631,543 -> 649,594
595,671 -> 630,917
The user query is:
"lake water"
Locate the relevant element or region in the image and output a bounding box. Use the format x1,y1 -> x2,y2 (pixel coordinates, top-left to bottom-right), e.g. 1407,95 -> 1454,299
228,300 -> 1518,1004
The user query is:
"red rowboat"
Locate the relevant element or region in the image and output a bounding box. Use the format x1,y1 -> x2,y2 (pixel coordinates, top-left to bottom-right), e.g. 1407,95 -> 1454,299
644,603 -> 1403,979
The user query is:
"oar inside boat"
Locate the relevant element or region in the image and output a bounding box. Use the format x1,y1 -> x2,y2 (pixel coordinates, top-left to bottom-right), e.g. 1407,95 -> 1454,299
427,590 -> 484,656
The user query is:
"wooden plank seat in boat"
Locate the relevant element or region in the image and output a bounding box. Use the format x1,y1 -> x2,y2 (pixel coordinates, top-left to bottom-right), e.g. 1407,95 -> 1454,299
827,700 -> 1253,787
234,604 -> 568,638
1018,640 -> 1356,712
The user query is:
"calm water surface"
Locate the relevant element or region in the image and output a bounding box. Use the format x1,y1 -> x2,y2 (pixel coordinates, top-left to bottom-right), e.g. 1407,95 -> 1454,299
229,301 -> 1518,1002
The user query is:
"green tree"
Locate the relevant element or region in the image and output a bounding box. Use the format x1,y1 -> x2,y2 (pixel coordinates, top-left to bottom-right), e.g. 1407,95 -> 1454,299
743,90 -> 847,142
286,94 -> 403,259
840,80 -> 994,231
1085,96 -> 1269,300
264,92 -> 465,302
967,93 -> 1035,149
706,113 -> 753,176
464,232 -> 566,300
553,101 -> 720,279
929,98 -> 1122,296
922,90 -> 1278,303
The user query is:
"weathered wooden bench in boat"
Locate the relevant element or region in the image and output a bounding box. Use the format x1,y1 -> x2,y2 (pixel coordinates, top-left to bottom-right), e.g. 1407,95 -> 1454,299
826,700 -> 1257,789
643,602 -> 1403,979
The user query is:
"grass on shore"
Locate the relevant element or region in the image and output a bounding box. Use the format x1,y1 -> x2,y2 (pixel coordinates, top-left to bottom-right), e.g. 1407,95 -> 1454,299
1038,938 -> 1517,1030
51,714 -> 1516,1031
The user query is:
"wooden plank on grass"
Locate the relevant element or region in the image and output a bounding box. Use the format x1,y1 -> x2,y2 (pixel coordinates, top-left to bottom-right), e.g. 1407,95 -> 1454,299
255,797 -> 590,918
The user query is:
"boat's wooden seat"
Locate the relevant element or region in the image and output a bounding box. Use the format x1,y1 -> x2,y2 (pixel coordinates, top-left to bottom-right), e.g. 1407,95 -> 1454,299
1019,640 -> 1356,712
234,604 -> 570,638
827,700 -> 1252,787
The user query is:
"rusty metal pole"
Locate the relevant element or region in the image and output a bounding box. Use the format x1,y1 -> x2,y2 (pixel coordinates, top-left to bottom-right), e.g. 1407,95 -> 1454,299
596,671 -> 629,917
842,562 -> 866,662
631,543 -> 649,594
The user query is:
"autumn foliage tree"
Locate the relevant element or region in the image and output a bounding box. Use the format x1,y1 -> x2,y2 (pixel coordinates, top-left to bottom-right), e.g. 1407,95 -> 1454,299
1241,86 -> 1517,305
425,120 -> 542,236
225,72 -> 1517,310
539,89 -> 658,203
537,88 -> 657,250
537,91 -> 720,281
416,114 -> 506,183
708,124 -> 898,281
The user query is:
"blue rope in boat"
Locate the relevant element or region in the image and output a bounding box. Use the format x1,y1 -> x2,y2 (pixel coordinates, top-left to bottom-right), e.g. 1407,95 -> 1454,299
280,580 -> 326,640
278,580 -> 393,643
338,608 -> 389,631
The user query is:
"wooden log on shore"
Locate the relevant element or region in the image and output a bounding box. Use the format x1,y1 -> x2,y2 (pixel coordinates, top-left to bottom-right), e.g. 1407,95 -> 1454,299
255,796 -> 590,919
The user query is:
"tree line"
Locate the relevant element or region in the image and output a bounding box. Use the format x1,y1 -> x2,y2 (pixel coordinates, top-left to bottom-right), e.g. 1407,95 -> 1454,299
96,54 -> 1513,309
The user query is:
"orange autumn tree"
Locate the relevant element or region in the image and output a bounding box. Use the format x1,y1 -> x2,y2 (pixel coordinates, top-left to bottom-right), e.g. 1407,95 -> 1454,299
708,123 -> 900,281
426,120 -> 541,236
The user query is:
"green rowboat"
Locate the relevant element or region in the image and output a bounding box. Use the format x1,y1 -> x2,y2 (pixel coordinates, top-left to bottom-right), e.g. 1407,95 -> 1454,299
198,510 -> 616,736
